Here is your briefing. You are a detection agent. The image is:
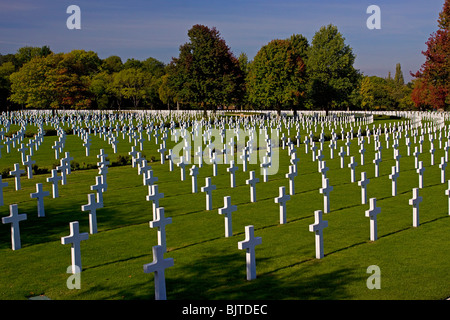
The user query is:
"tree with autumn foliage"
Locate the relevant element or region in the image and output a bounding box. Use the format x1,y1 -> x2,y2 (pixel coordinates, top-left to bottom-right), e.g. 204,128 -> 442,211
9,50 -> 101,109
168,24 -> 244,115
246,34 -> 309,116
411,0 -> 449,110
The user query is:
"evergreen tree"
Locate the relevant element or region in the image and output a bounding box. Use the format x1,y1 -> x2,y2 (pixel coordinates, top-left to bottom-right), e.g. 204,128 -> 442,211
394,63 -> 404,85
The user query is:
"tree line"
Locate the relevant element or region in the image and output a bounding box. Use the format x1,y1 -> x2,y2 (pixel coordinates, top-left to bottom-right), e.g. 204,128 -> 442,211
0,0 -> 448,114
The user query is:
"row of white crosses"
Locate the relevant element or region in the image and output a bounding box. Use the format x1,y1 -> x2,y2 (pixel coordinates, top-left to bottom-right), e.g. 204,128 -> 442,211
125,143 -> 175,300
2,110 -> 449,299
1,126 -> 78,250
61,149 -> 108,276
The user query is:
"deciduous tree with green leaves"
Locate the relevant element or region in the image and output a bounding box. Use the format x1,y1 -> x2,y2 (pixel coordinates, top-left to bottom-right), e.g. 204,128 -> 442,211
247,34 -> 309,116
307,24 -> 359,113
169,24 -> 244,115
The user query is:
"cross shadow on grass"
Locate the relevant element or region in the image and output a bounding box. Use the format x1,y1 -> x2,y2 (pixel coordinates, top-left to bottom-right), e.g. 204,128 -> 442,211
164,254 -> 360,300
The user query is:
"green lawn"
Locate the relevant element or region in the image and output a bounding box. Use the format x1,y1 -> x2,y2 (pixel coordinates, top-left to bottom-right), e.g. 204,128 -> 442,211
1,113 -> 449,300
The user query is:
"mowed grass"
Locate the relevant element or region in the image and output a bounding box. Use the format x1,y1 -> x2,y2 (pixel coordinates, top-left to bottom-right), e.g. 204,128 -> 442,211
1,115 -> 450,300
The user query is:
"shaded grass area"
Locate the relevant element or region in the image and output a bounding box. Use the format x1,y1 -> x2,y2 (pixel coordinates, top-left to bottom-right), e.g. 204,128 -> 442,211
1,118 -> 450,300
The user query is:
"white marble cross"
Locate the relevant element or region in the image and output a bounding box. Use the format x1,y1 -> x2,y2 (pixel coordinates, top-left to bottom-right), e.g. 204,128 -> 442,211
417,161 -> 425,189
195,146 -> 203,168
260,156 -> 270,182
81,193 -> 103,234
409,188 -> 422,227
201,177 -> 216,211
285,164 -> 297,195
338,146 -> 346,169
274,186 -> 290,224
146,184 -> 164,221
388,166 -> 399,196
177,156 -> 187,181
23,155 -> 35,179
439,157 -> 447,184
143,245 -> 174,300
63,152 -> 74,174
56,158 -> 69,185
9,163 -> 25,191
413,146 -> 420,169
129,146 -> 138,168
359,143 -> 366,165
445,180 -> 450,215
46,169 -> 62,198
30,183 -> 50,218
373,153 -> 381,178
189,165 -> 199,193
358,172 -> 370,204
309,210 -> 328,259
319,178 -> 333,213
218,196 -> 237,237
98,165 -> 108,190
227,160 -> 239,188
83,139 -> 91,156
245,170 -> 259,202
394,149 -> 401,173
61,221 -> 89,274
311,142 -> 318,161
365,198 -> 381,241
158,144 -> 167,164
429,143 -> 435,165
240,147 -> 249,172
166,149 -> 174,172
17,143 -> 27,163
0,176 -> 8,206
319,160 -> 329,182
150,207 -> 172,253
2,204 -> 27,250
138,159 -> 152,176
290,152 -> 299,174
348,156 -> 358,183
238,225 -> 262,280
90,175 -> 106,204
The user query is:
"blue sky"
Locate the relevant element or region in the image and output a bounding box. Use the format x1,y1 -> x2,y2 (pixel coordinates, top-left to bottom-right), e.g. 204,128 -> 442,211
0,0 -> 446,82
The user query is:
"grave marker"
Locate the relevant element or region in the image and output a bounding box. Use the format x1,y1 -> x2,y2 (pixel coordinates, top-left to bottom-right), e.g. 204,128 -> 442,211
245,171 -> 259,202
227,160 -> 238,188
189,165 -> 199,193
30,183 -> 50,218
2,204 -> 27,250
417,161 -> 425,189
146,185 -> 164,221
143,245 -> 174,300
365,198 -> 381,241
218,196 -> 237,238
285,164 -> 297,195
309,210 -> 328,259
46,169 -> 62,198
274,186 -> 290,224
238,225 -> 262,281
358,172 -> 370,204
9,163 -> 25,191
319,178 -> 333,214
0,176 -> 8,206
149,207 -> 172,253
81,193 -> 103,234
348,156 -> 357,183
409,188 -> 422,227
201,177 -> 216,211
388,166 -> 399,196
61,221 -> 89,274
